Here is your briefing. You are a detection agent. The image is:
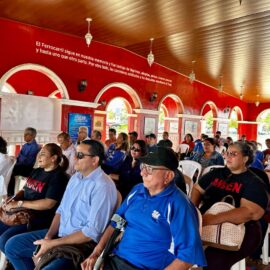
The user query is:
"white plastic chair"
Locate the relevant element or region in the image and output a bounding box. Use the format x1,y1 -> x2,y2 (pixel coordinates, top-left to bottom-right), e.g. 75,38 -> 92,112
261,223 -> 270,265
202,165 -> 225,176
230,258 -> 246,270
177,144 -> 190,155
178,160 -> 202,183
216,145 -> 227,155
183,175 -> 193,197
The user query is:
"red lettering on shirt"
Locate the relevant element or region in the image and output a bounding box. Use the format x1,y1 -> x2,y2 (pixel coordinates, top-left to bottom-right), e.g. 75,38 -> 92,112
25,178 -> 46,193
211,178 -> 242,193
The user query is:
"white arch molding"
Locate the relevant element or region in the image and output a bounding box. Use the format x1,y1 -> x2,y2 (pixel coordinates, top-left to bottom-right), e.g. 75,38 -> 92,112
94,82 -> 142,109
158,94 -> 185,114
0,63 -> 69,99
230,106 -> 243,121
200,101 -> 218,117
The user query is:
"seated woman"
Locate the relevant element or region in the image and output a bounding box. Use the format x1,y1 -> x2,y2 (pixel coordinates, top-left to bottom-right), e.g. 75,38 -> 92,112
102,132 -> 128,174
0,143 -> 69,254
189,137 -> 224,169
109,140 -> 147,199
181,133 -> 195,156
191,141 -> 269,270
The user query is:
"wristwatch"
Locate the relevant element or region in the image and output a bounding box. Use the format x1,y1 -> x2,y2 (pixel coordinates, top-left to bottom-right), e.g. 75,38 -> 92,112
17,200 -> 24,208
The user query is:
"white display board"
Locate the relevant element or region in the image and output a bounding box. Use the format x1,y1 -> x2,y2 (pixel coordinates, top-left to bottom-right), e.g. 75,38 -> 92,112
0,93 -> 61,131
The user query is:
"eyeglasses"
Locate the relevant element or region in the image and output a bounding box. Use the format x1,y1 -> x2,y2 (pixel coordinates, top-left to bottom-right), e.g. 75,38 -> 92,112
225,151 -> 239,158
131,146 -> 141,152
76,152 -> 95,159
140,163 -> 168,175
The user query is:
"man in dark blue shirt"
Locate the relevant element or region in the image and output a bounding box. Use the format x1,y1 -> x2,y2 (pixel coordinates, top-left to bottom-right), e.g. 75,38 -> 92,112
8,127 -> 40,195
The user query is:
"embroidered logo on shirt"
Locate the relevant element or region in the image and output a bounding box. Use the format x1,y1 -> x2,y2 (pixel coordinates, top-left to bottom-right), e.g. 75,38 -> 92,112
152,210 -> 161,221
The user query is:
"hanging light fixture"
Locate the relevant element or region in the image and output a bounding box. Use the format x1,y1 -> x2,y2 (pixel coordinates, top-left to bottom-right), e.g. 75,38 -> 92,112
255,94 -> 260,107
85,18 -> 93,47
240,85 -> 244,100
218,75 -> 223,92
189,60 -> 196,83
147,38 -> 154,67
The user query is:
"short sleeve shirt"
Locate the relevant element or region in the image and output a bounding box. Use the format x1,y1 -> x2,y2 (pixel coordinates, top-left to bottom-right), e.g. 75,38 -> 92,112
198,167 -> 268,214
112,183 -> 206,269
23,167 -> 69,226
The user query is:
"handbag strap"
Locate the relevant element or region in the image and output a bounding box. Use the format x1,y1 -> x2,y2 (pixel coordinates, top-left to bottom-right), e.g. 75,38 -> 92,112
221,195 -> 235,206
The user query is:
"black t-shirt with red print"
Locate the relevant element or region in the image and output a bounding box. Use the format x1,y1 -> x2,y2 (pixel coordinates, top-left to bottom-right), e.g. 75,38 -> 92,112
23,166 -> 69,229
198,167 -> 268,215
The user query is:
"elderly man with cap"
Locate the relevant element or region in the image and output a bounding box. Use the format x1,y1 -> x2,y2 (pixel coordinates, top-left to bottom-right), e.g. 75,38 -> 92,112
82,146 -> 206,270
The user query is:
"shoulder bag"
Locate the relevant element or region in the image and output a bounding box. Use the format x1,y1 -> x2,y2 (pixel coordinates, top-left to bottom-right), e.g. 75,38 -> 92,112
0,206 -> 33,226
201,195 -> 245,251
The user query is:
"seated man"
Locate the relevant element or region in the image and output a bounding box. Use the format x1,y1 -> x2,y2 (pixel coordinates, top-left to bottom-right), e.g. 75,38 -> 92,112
57,132 -> 76,176
8,127 -> 40,195
76,126 -> 90,146
128,131 -> 138,147
5,140 -> 118,270
82,147 -> 206,270
105,128 -> 117,149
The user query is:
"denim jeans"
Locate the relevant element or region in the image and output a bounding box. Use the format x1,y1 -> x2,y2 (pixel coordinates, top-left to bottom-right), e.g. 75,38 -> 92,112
5,229 -> 75,270
0,221 -> 27,253
5,229 -> 48,270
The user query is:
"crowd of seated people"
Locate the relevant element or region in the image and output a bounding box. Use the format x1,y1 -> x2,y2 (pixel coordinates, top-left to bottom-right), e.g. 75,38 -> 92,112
0,127 -> 270,270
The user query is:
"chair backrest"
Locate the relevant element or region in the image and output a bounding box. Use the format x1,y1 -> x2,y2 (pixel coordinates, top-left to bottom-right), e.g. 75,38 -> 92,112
216,145 -> 226,155
5,158 -> 16,185
178,160 -> 202,183
202,165 -> 225,176
183,174 -> 193,197
178,144 -> 190,154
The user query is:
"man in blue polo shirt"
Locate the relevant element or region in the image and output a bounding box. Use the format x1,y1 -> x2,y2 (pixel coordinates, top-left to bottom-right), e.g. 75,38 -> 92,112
82,146 -> 206,270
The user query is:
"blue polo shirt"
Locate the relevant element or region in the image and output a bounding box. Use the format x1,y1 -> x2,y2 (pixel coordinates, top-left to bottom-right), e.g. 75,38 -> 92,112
112,183 -> 206,269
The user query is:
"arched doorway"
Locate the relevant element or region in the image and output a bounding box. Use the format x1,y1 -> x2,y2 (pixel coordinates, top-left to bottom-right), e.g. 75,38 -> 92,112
0,63 -> 69,98
94,83 -> 142,140
106,98 -> 131,135
158,94 -> 184,149
228,106 -> 243,141
257,109 -> 270,147
200,101 -> 218,137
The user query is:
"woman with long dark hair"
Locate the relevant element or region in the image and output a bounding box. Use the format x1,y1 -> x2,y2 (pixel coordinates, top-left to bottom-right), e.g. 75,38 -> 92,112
110,140 -> 147,199
191,142 -> 269,270
0,143 -> 69,255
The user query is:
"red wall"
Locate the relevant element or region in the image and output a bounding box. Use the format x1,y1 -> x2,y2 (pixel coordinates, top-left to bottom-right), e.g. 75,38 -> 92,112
1,18 -> 269,140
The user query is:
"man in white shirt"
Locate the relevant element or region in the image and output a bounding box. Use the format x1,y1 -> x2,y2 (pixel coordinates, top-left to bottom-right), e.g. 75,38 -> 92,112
57,132 -> 76,176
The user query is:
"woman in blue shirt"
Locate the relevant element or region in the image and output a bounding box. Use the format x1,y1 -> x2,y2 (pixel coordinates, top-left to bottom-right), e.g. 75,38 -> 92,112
102,132 -> 129,174
110,140 -> 147,199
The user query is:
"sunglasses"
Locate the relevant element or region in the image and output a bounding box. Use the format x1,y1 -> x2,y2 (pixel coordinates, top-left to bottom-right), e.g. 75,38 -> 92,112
131,146 -> 141,152
76,152 -> 95,159
225,151 -> 239,158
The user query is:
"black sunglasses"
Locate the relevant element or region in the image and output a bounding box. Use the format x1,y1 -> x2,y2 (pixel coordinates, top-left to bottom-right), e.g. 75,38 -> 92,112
131,146 -> 141,152
76,152 -> 95,159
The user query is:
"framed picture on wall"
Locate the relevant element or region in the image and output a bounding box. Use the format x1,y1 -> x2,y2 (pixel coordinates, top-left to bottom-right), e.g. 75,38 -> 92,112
184,120 -> 198,138
93,116 -> 104,131
68,113 -> 91,143
144,117 -> 156,135
218,123 -> 228,136
169,122 -> 178,133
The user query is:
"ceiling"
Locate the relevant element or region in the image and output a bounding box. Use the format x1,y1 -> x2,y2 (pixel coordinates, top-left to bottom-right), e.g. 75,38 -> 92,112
1,0 -> 270,103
